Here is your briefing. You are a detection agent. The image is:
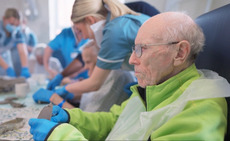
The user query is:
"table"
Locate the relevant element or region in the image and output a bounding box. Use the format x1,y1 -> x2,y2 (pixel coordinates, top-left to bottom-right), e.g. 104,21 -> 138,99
0,83 -> 48,140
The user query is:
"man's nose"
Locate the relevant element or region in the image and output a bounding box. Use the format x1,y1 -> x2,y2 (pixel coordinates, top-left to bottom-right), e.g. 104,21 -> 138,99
129,52 -> 138,65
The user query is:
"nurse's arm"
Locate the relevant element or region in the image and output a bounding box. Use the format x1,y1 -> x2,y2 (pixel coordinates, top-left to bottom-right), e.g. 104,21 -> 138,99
43,46 -> 57,78
61,58 -> 83,77
17,43 -> 28,67
66,66 -> 111,95
0,56 -> 9,69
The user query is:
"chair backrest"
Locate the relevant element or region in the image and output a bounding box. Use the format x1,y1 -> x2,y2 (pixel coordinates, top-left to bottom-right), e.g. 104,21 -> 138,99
195,4 -> 230,140
195,4 -> 230,83
125,1 -> 160,17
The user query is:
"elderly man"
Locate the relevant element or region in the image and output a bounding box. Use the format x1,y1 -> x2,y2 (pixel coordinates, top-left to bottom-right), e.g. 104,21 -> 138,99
28,12 -> 230,141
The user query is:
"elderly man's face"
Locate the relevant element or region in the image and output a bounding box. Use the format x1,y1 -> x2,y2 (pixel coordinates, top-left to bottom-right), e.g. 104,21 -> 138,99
129,17 -> 178,88
82,47 -> 97,77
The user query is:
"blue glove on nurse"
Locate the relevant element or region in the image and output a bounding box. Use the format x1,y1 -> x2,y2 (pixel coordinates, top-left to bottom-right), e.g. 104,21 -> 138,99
51,105 -> 69,123
20,67 -> 31,78
33,88 -> 53,103
47,73 -> 63,90
29,118 -> 58,141
6,67 -> 16,77
54,86 -> 74,100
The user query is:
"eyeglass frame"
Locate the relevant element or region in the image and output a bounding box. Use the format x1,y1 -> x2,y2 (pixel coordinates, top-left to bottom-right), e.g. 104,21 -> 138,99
132,41 -> 180,58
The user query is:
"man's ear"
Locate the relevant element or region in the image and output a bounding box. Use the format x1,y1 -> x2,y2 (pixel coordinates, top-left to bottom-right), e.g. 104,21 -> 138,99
173,40 -> 191,66
84,16 -> 97,24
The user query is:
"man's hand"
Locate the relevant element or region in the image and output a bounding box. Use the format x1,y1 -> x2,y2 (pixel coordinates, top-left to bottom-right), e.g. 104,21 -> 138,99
32,88 -> 54,103
51,105 -> 69,123
6,67 -> 16,77
29,118 -> 58,141
54,86 -> 74,100
20,67 -> 31,78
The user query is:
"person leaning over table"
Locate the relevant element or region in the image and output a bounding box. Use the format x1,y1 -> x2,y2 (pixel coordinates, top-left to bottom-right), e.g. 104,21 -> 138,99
45,1 -> 158,91
45,0 -> 150,100
43,26 -> 88,80
28,12 -> 230,140
28,43 -> 63,79
33,40 -> 133,112
0,8 -> 30,78
10,14 -> 38,76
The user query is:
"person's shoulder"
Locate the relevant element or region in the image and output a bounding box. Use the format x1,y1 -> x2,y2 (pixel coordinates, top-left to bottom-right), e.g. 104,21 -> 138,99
106,14 -> 149,30
60,27 -> 73,35
61,27 -> 72,32
114,13 -> 149,23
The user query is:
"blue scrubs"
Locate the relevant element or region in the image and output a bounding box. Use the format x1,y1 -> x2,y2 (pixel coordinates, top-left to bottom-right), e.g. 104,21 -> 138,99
10,27 -> 37,75
48,27 -> 88,68
0,21 -> 25,75
97,14 -> 150,71
23,27 -> 37,47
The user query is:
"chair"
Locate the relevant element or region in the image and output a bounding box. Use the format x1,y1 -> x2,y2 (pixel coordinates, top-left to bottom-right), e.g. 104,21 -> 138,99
195,4 -> 230,83
195,4 -> 230,141
125,1 -> 160,17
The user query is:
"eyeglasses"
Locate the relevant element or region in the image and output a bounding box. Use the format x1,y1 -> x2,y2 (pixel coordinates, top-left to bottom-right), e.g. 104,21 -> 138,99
132,41 -> 180,58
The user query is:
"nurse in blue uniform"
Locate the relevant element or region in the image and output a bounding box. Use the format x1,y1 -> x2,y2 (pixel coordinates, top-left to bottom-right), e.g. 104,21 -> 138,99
0,8 -> 30,78
44,0 -> 150,96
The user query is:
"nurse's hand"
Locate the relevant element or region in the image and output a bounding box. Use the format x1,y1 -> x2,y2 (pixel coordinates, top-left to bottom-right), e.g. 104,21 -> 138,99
51,105 -> 69,123
47,73 -> 63,90
29,118 -> 58,141
54,86 -> 74,100
33,88 -> 54,103
6,67 -> 16,77
20,67 -> 31,78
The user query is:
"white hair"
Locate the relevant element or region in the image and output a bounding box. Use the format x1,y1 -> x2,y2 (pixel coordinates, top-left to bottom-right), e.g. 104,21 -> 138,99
33,43 -> 47,56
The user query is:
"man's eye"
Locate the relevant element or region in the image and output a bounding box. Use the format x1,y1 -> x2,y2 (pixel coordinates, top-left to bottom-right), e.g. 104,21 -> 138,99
141,47 -> 147,50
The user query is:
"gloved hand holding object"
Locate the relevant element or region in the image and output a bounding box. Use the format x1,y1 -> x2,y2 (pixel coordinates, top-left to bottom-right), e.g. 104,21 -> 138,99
29,118 -> 58,141
54,85 -> 74,100
47,73 -> 63,90
6,67 -> 16,77
51,105 -> 69,123
33,88 -> 53,103
20,67 -> 31,78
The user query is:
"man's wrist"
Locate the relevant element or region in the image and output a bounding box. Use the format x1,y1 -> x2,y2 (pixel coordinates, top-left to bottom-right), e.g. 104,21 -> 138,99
58,99 -> 65,108
50,94 -> 63,105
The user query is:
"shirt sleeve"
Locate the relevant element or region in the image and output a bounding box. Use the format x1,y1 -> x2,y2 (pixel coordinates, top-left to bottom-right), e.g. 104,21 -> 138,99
48,29 -> 66,51
96,14 -> 149,70
14,30 -> 25,45
63,99 -> 130,140
28,32 -> 37,47
96,18 -> 137,70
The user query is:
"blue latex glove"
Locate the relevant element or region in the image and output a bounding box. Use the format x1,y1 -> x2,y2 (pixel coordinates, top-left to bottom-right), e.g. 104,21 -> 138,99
51,105 -> 69,123
54,86 -> 74,100
29,118 -> 58,141
47,73 -> 63,90
6,67 -> 16,77
123,82 -> 138,97
20,67 -> 31,78
33,88 -> 54,103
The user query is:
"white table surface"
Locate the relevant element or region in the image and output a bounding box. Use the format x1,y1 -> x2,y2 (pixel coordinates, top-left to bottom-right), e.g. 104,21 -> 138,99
0,83 -> 49,140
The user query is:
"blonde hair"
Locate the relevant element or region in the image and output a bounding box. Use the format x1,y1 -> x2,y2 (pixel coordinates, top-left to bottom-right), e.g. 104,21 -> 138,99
4,8 -> 21,20
71,0 -> 139,23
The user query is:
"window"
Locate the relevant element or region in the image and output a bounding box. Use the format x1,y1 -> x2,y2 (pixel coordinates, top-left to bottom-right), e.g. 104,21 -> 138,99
49,0 -> 75,40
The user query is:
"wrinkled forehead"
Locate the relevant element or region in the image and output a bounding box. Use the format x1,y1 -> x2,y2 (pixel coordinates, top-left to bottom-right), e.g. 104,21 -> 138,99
135,20 -> 164,44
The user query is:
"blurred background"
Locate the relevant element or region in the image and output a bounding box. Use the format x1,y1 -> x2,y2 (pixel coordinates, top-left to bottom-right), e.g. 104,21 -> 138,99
0,0 -> 229,44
